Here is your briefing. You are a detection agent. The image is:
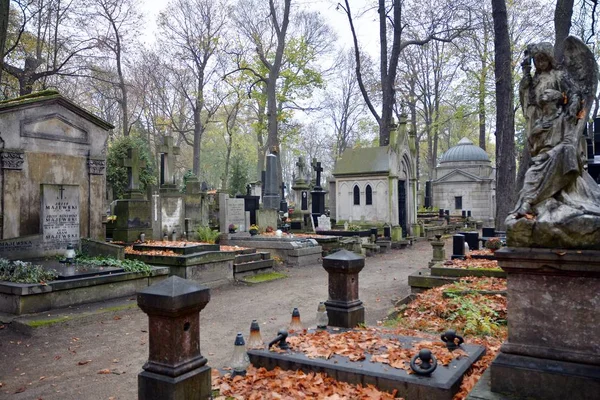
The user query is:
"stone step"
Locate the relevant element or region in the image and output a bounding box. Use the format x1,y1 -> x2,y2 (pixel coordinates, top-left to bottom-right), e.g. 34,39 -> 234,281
234,251 -> 271,264
234,252 -> 262,264
234,259 -> 274,274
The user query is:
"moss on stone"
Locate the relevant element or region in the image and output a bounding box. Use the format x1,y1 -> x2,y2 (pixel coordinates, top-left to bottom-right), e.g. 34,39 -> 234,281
0,90 -> 61,108
241,272 -> 287,284
25,315 -> 70,328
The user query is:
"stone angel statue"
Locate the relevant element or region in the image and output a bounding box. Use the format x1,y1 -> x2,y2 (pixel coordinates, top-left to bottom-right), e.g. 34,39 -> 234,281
507,36 -> 600,249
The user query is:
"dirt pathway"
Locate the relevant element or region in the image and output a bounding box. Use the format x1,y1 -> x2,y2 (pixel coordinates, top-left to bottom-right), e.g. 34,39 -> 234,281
0,240 -> 441,400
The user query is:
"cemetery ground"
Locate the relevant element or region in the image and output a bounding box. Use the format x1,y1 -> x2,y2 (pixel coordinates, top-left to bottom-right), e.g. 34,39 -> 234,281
0,238 -> 506,400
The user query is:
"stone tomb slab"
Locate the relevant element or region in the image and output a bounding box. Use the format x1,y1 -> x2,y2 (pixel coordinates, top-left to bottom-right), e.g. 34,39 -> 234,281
248,332 -> 485,400
47,262 -> 124,280
132,243 -> 220,255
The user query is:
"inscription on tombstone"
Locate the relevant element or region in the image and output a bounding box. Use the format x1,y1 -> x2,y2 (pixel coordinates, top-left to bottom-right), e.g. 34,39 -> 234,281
41,184 -> 80,247
227,198 -> 246,231
317,214 -> 331,231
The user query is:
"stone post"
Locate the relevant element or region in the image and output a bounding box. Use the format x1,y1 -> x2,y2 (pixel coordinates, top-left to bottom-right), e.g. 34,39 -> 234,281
489,248 -> 600,399
451,234 -> 465,260
138,276 -> 211,400
263,154 -> 279,210
429,235 -> 445,267
322,249 -> 365,328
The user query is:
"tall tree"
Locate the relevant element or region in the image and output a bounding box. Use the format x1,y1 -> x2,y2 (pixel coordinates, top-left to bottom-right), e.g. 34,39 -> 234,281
158,0 -> 226,176
340,0 -> 468,147
2,0 -> 95,95
87,0 -> 142,137
492,0 -> 516,229
554,0 -> 574,60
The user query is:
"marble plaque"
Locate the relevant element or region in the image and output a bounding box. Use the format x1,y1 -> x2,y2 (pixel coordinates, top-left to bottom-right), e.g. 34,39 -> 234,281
227,198 -> 246,231
41,184 -> 80,247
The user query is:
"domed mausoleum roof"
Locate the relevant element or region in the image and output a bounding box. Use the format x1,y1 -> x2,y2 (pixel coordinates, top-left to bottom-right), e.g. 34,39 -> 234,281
439,137 -> 490,163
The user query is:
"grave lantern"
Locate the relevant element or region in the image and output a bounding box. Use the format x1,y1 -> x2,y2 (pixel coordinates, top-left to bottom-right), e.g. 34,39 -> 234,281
316,302 -> 328,329
288,307 -> 303,332
230,333 -> 250,377
247,320 -> 264,350
64,243 -> 76,263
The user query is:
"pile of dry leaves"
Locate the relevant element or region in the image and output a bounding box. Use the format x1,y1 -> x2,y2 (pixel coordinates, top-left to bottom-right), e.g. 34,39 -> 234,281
124,246 -> 178,256
213,279 -> 508,399
443,258 -> 501,270
285,329 -> 467,373
212,366 -> 401,399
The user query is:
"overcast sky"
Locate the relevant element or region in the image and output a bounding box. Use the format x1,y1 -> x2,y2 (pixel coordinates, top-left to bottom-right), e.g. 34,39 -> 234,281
139,0 -> 380,52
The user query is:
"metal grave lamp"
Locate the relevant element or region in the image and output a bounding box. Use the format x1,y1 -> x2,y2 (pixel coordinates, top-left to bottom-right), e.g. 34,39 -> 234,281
288,307 -> 303,332
247,320 -> 264,350
64,243 -> 76,263
230,332 -> 250,377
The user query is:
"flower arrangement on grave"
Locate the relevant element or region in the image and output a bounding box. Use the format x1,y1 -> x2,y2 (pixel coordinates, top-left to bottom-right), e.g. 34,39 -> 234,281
249,224 -> 259,235
228,224 -> 238,233
485,237 -> 502,251
348,224 -> 361,232
265,226 -> 274,233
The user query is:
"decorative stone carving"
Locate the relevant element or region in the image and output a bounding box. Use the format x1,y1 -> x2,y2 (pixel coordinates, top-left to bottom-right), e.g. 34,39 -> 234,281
506,36 -> 600,249
1,150 -> 24,170
88,158 -> 106,175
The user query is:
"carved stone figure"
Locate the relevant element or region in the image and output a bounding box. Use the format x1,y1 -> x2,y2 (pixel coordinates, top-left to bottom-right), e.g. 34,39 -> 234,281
506,36 -> 600,249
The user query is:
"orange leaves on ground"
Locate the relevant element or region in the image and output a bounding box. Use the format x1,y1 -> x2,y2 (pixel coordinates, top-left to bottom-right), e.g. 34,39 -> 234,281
124,246 -> 178,257
284,329 -> 467,373
467,249 -> 494,257
212,366 -> 402,399
77,360 -> 92,366
97,369 -> 111,374
443,258 -> 500,270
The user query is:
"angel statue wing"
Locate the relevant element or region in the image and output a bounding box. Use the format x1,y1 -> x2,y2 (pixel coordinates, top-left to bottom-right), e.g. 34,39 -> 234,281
561,36 -> 599,163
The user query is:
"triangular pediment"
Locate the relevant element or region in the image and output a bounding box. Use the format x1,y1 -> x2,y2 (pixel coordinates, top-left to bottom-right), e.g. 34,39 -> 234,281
21,113 -> 88,144
433,169 -> 484,183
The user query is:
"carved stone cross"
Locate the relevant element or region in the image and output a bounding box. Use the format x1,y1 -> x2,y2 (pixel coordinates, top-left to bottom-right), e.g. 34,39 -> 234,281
157,136 -> 180,186
119,148 -> 146,191
313,161 -> 323,189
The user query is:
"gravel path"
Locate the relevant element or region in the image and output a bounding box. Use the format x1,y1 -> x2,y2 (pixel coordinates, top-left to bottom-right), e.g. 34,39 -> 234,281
0,239 -> 443,400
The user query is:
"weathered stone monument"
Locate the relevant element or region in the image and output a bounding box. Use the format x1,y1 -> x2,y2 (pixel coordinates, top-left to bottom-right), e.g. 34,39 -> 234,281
291,156 -> 311,230
311,161 -> 326,227
0,91 -> 109,258
470,37 -> 600,400
112,148 -> 152,242
158,136 -> 184,237
263,154 -> 279,210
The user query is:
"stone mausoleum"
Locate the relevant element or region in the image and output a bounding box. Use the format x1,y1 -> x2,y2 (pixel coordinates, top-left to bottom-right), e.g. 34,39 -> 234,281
432,137 -> 495,224
332,117 -> 417,236
0,91 -> 111,258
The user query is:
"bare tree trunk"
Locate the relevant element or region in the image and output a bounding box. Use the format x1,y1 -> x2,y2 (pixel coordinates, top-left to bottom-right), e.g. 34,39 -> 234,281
478,58 -> 487,150
554,0 -> 574,60
492,0 -> 516,230
265,0 -> 291,185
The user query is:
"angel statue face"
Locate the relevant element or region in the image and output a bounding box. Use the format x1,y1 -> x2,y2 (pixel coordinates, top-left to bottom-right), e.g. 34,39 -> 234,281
528,42 -> 555,72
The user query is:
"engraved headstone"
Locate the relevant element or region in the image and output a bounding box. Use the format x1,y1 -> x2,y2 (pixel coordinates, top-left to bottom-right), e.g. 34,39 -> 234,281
227,198 -> 246,231
41,184 -> 80,248
317,214 -> 331,231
